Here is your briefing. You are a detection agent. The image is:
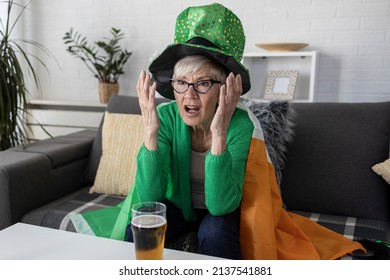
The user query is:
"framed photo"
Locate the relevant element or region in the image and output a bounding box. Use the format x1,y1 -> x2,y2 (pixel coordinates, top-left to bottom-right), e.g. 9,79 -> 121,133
264,70 -> 299,101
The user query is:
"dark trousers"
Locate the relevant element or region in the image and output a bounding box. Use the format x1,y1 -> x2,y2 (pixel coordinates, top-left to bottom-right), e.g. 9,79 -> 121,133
125,200 -> 242,259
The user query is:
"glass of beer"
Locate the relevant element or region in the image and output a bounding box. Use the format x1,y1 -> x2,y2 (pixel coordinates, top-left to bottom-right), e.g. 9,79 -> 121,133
131,201 -> 167,260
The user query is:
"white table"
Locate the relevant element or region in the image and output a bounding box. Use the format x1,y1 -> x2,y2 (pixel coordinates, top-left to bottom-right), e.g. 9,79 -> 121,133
0,223 -> 221,260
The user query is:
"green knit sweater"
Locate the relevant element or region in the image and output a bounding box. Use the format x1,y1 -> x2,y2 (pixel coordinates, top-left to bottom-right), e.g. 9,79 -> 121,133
133,101 -> 254,221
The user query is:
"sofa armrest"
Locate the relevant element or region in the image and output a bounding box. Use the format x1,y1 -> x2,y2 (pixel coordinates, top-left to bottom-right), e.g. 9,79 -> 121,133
0,130 -> 97,230
0,151 -> 52,229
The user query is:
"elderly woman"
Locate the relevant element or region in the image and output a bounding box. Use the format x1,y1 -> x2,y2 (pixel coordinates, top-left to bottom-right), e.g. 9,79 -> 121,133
125,54 -> 254,259
117,3 -> 257,259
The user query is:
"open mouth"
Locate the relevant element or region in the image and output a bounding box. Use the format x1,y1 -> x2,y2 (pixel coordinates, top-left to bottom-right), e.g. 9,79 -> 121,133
184,105 -> 200,116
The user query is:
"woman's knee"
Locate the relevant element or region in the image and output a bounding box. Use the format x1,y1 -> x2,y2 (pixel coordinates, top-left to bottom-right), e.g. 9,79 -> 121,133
197,209 -> 242,259
198,214 -> 232,240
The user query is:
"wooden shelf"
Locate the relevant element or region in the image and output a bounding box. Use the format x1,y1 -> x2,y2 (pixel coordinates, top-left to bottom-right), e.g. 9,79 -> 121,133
26,99 -> 105,141
27,99 -> 106,112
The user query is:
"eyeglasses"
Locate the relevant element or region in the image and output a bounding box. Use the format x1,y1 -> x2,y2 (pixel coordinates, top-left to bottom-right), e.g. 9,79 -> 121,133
170,79 -> 221,94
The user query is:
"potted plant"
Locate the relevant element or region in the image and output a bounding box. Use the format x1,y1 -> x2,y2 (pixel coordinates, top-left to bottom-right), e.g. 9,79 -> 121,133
63,27 -> 132,103
0,0 -> 51,151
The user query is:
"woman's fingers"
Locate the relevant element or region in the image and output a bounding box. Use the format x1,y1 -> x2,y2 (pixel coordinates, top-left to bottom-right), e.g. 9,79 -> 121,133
148,81 -> 157,109
143,71 -> 151,95
223,73 -> 242,109
235,74 -> 242,99
137,70 -> 155,108
136,71 -> 160,150
228,73 -> 242,102
137,70 -> 146,96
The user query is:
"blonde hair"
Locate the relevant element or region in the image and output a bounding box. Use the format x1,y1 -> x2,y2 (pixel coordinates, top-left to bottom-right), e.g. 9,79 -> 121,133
173,55 -> 227,83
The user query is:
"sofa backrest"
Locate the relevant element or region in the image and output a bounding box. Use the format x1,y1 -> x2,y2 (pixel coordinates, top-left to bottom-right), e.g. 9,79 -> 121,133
82,95 -> 169,185
281,102 -> 390,221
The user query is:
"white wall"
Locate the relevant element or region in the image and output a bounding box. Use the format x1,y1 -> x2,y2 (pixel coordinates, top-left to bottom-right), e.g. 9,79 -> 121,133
6,0 -> 390,103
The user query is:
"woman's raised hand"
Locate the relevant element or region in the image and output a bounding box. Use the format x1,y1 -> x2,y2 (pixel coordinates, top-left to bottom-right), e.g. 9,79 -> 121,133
137,70 -> 159,151
210,73 -> 242,155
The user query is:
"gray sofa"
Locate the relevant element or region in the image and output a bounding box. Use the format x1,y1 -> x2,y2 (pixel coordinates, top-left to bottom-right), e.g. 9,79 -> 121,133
1,95 -> 389,257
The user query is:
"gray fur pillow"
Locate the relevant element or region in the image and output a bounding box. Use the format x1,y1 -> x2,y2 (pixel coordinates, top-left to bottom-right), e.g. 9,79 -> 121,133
240,98 -> 296,188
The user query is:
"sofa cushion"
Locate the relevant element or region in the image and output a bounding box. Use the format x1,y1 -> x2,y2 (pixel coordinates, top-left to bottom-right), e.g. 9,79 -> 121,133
240,98 -> 295,187
90,112 -> 144,196
372,158 -> 390,185
21,187 -> 124,232
281,102 -> 390,221
82,95 -> 168,186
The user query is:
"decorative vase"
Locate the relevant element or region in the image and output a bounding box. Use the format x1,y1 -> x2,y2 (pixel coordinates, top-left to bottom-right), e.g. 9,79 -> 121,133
98,82 -> 119,104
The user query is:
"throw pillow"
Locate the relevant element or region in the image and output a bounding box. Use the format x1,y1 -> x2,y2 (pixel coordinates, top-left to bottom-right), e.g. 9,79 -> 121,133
240,98 -> 296,188
372,158 -> 390,185
90,112 -> 144,196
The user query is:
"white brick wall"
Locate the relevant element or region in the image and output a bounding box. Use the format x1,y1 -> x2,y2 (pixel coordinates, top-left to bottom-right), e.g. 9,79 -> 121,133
5,0 -> 390,102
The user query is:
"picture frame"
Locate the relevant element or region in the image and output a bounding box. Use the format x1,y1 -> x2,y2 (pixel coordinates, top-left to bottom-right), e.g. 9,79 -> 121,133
264,70 -> 299,101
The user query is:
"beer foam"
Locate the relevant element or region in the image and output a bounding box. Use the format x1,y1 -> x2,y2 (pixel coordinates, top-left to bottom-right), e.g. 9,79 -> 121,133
131,215 -> 166,228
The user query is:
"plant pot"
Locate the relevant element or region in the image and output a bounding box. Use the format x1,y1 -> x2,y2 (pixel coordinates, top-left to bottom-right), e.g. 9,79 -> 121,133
98,82 -> 119,104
